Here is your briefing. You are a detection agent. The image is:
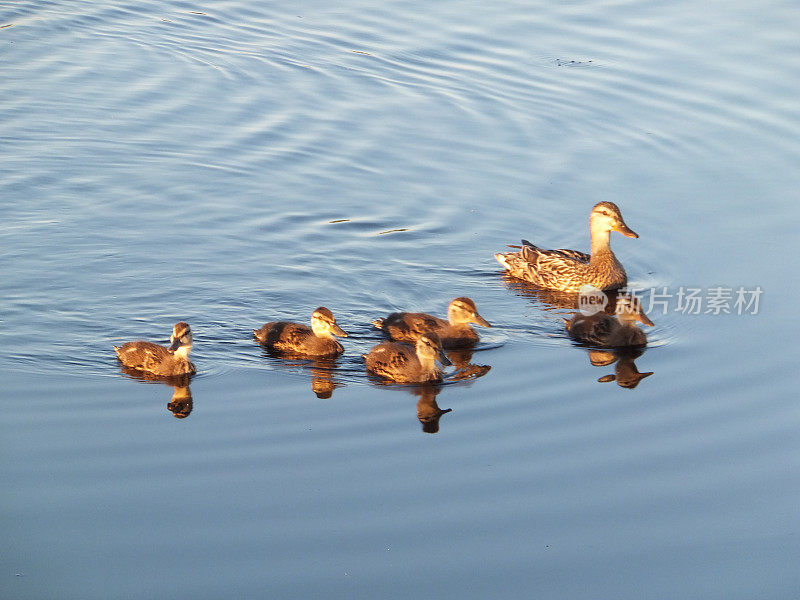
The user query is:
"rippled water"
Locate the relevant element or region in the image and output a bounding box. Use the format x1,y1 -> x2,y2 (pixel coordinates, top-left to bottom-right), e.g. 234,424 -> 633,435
3,1 -> 800,598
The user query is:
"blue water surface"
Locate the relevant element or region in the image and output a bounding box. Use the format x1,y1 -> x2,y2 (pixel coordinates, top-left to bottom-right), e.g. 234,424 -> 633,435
2,1 -> 800,598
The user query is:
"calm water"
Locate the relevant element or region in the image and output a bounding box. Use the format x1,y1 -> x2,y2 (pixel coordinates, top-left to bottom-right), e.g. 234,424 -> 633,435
3,1 -> 800,598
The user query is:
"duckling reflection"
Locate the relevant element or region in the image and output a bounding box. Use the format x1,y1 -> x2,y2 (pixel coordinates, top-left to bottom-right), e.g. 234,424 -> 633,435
431,345 -> 492,382
256,346 -> 343,399
372,297 -> 491,349
599,349 -> 654,389
116,366 -> 195,417
308,358 -> 341,399
502,274 -> 631,314
565,295 -> 653,348
589,348 -> 653,389
167,385 -> 193,418
413,384 -> 452,434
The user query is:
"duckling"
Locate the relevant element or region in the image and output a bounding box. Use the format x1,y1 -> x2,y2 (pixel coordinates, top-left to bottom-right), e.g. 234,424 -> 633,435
371,297 -> 491,348
495,201 -> 638,292
565,295 -> 653,347
253,307 -> 347,356
365,332 -> 452,384
114,322 -> 195,377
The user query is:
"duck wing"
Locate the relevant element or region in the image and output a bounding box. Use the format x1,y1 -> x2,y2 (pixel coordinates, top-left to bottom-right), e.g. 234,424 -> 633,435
255,322 -> 313,349
521,240 -> 590,264
551,248 -> 590,262
365,342 -> 414,378
378,312 -> 447,342
115,341 -> 172,371
567,315 -> 615,347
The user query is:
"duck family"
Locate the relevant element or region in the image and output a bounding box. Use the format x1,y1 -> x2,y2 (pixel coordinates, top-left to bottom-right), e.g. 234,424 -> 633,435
115,202 -> 652,384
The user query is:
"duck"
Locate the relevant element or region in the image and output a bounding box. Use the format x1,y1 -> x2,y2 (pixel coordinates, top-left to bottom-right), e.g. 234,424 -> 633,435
365,332 -> 452,384
114,322 -> 196,377
564,295 -> 653,347
371,297 -> 491,348
495,201 -> 638,292
253,307 -> 347,356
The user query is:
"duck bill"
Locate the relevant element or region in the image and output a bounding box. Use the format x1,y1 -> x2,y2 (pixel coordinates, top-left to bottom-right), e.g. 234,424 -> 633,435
438,350 -> 452,367
168,338 -> 181,352
330,323 -> 348,337
637,313 -> 655,326
614,221 -> 638,238
472,314 -> 491,327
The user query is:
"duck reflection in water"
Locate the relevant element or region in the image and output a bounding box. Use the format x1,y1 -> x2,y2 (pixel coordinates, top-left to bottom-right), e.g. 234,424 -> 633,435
591,348 -> 653,389
308,358 -> 341,399
502,275 -> 636,313
256,346 -> 343,399
167,384 -> 193,418
117,366 -> 195,417
253,308 -> 347,398
563,295 -> 654,389
414,383 -> 452,434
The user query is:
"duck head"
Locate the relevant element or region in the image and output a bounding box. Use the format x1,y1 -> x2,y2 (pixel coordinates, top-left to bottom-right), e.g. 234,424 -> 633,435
590,201 -> 638,239
416,332 -> 452,367
614,296 -> 654,326
168,322 -> 193,357
310,307 -> 348,338
448,297 -> 491,327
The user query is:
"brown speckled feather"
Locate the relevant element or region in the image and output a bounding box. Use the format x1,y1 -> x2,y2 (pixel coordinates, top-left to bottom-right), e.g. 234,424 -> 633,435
372,298 -> 488,348
364,341 -> 443,384
565,313 -> 647,348
379,312 -> 447,340
374,313 -> 479,348
497,244 -> 626,292
114,341 -> 195,376
254,322 -> 343,356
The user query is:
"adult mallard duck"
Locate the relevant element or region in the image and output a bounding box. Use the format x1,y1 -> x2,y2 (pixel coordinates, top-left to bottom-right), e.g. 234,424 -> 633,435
253,307 -> 347,356
495,201 -> 638,292
565,295 -> 653,347
114,322 -> 196,377
364,333 -> 452,384
371,297 -> 491,348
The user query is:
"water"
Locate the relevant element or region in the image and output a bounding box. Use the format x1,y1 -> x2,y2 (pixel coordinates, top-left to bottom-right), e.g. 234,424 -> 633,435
2,1 -> 800,598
